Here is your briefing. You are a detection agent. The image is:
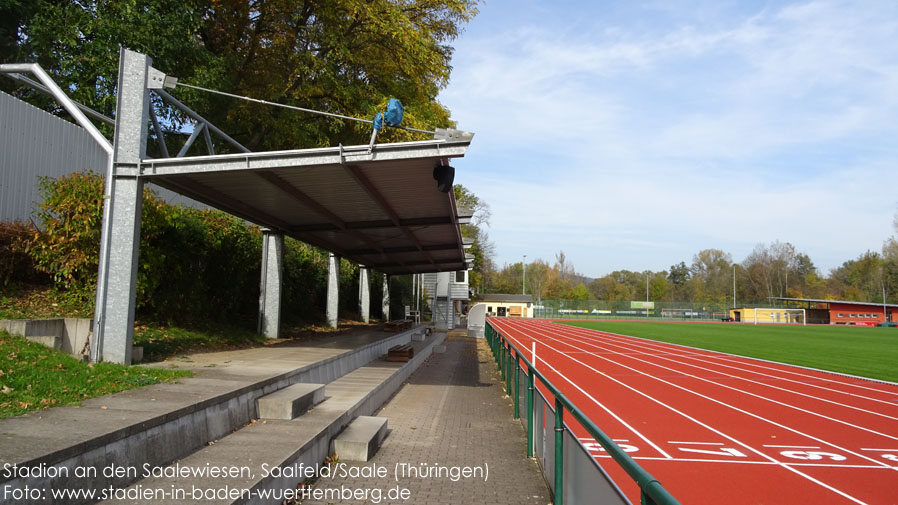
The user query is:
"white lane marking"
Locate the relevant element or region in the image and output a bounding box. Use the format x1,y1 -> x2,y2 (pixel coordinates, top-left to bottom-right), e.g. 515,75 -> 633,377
860,448 -> 898,451
669,441 -> 724,445
568,323 -> 898,398
538,322 -> 898,470
588,455 -> 896,469
585,328 -> 898,409
679,447 -> 748,458
499,319 -> 877,505
493,320 -> 674,460
547,324 -> 898,444
764,445 -> 822,449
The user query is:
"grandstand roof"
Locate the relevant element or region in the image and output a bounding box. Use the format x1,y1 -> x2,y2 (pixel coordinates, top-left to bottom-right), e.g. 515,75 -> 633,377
769,297 -> 898,309
477,294 -> 534,303
139,139 -> 474,275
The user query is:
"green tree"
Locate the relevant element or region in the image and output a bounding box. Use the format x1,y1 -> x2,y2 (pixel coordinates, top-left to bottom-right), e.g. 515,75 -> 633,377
690,248 -> 733,303
570,282 -> 590,301
8,0 -> 478,152
6,0 -> 210,135
829,251 -> 884,302
453,184 -> 492,293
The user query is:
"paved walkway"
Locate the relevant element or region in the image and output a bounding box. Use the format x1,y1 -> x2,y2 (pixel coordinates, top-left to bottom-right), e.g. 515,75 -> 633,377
304,334 -> 551,505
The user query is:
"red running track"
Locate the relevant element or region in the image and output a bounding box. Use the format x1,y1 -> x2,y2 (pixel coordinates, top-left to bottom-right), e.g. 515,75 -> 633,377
489,318 -> 898,505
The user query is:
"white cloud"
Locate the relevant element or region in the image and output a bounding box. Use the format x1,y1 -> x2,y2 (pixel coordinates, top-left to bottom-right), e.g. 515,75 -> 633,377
442,0 -> 898,277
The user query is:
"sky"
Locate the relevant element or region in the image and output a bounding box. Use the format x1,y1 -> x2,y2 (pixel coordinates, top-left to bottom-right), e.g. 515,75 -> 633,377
438,0 -> 898,279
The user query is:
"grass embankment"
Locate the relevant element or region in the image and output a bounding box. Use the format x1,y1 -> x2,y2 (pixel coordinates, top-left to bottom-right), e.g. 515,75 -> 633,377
559,320 -> 898,383
0,330 -> 191,419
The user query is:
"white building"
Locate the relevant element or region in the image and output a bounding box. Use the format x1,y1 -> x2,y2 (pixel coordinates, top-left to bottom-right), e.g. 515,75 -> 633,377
422,270 -> 471,330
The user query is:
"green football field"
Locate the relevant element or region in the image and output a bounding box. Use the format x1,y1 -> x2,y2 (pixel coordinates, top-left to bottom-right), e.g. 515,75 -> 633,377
557,320 -> 898,383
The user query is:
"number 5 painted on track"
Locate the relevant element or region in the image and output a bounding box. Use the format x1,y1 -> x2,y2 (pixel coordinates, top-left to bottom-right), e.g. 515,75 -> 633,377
780,451 -> 846,461
580,439 -> 639,453
882,454 -> 898,462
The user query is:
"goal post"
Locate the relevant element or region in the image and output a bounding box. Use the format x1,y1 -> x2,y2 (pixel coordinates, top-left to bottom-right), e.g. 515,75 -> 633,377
752,308 -> 806,325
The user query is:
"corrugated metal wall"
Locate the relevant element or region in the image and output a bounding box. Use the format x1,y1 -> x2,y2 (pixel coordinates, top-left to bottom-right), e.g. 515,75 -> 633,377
0,90 -> 108,223
0,90 -> 205,223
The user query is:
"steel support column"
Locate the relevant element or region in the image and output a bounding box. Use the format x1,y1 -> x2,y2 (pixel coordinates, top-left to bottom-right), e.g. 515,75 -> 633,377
326,253 -> 341,328
382,274 -> 391,321
258,229 -> 284,338
359,265 -> 370,323
100,48 -> 151,364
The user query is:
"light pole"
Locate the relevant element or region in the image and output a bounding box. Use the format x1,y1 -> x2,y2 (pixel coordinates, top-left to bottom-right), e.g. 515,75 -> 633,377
645,271 -> 650,319
733,264 -> 737,308
522,254 -> 527,295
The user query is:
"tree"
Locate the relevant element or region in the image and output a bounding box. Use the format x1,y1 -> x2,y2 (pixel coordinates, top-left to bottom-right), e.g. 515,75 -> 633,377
526,259 -> 551,302
5,0 -> 211,136
453,184 -> 492,294
829,251 -> 884,302
570,282 -> 590,301
690,249 -> 733,303
7,1 -> 479,152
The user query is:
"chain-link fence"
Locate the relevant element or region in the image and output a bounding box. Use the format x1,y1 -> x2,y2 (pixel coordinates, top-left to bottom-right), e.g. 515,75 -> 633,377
532,300 -> 775,321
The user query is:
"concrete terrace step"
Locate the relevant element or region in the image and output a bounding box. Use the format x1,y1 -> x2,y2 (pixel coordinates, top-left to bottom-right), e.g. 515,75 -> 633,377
97,333 -> 445,505
256,383 -> 325,420
333,416 -> 388,462
0,326 -> 425,505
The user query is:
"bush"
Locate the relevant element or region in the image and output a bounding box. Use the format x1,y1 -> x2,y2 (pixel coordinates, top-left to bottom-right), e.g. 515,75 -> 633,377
0,221 -> 46,287
23,172 -> 104,300
14,170 -> 357,326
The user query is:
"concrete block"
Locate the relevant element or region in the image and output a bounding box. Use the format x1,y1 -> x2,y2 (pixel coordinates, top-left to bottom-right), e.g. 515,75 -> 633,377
25,335 -> 61,350
257,383 -> 325,420
63,318 -> 92,356
411,330 -> 425,342
205,399 -> 233,441
433,344 -> 447,354
334,416 -> 388,462
23,319 -> 64,338
131,346 -> 144,362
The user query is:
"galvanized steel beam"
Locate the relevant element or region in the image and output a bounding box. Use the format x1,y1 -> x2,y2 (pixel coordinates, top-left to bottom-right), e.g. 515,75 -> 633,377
100,48 -> 151,364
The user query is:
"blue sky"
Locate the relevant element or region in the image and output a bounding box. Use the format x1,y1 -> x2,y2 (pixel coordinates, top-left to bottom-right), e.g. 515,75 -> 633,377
438,0 -> 898,278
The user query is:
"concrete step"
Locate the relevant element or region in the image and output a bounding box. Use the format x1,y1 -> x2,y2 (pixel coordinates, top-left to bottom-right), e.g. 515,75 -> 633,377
0,326 -> 425,505
96,332 -> 445,505
333,416 -> 388,462
256,383 -> 325,420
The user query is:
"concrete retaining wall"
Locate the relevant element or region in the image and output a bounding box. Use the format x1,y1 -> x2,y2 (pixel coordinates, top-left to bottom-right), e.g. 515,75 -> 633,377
0,328 -> 417,505
0,318 -> 93,357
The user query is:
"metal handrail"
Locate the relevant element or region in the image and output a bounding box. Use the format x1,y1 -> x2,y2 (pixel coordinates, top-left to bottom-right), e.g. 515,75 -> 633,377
486,321 -> 682,505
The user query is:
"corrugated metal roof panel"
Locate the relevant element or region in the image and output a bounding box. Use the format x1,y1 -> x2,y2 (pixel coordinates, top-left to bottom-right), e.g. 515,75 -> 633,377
143,139 -> 472,275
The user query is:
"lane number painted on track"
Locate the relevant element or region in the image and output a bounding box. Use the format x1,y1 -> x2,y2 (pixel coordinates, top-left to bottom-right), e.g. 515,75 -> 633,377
579,438 -> 639,453
677,447 -> 748,458
779,451 -> 846,461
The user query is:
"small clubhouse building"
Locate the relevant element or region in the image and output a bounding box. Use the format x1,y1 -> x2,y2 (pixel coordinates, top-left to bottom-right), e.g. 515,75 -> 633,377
770,297 -> 898,326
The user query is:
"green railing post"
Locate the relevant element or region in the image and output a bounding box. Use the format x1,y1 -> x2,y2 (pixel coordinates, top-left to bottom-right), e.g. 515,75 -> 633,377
493,322 -> 682,505
554,397 -> 564,505
513,350 -> 520,419
505,345 -> 512,396
527,365 -> 534,458
500,339 -> 506,378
